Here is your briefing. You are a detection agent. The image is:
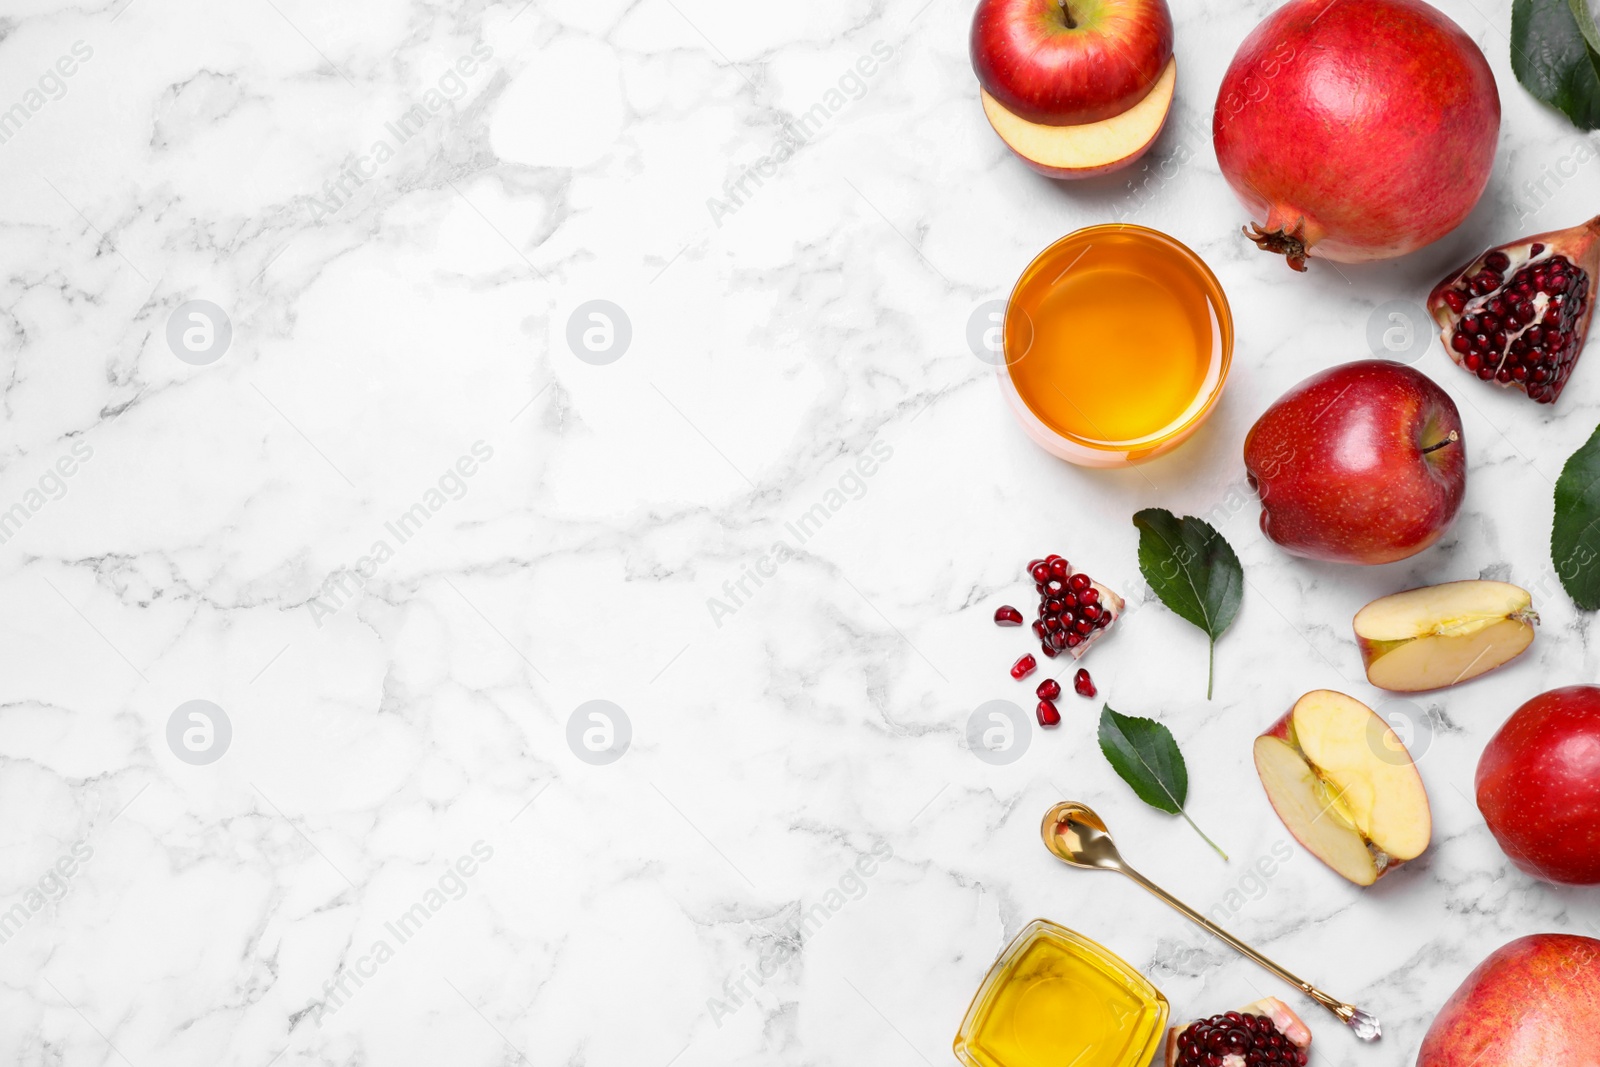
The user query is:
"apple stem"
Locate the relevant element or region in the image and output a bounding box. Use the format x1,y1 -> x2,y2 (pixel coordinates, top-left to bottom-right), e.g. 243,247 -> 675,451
1057,0 -> 1078,28
1421,429 -> 1460,455
1182,809 -> 1229,861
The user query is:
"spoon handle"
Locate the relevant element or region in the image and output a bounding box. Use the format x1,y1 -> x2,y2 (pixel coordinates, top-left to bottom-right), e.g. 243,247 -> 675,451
1118,864 -> 1381,1042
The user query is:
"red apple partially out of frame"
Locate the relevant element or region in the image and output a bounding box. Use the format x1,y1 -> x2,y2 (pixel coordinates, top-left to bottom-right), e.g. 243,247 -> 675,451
971,0 -> 1174,126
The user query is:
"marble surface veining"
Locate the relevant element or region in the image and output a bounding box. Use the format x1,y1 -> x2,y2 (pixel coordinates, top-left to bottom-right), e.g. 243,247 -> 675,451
0,0 -> 1596,1064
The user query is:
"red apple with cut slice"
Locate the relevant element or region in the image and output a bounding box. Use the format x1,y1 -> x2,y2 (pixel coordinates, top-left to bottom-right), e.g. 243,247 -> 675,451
971,0 -> 1174,126
1253,690 -> 1432,886
1417,933 -> 1600,1066
979,59 -> 1175,179
1353,580 -> 1538,692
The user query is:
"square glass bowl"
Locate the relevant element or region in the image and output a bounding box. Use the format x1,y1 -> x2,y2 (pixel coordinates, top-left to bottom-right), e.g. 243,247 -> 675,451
953,919 -> 1168,1067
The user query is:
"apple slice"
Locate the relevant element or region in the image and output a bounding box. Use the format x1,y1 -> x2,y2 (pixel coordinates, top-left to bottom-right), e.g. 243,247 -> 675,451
1354,580 -> 1537,692
980,58 -> 1175,179
1254,690 -> 1432,886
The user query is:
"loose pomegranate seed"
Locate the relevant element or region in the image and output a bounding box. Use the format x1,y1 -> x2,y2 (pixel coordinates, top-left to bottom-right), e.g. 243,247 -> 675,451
1010,654 -> 1036,680
994,605 -> 1023,626
1036,699 -> 1060,727
1074,668 -> 1096,698
1036,678 -> 1061,701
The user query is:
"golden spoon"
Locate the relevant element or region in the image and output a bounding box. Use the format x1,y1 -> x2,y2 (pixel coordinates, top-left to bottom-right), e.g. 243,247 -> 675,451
1041,800 -> 1381,1042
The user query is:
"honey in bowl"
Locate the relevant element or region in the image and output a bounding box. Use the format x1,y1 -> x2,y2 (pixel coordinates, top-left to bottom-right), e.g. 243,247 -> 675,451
999,225 -> 1232,467
953,919 -> 1168,1067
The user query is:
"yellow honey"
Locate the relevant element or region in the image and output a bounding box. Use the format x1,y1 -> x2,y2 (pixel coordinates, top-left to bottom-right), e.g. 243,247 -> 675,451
954,920 -> 1168,1067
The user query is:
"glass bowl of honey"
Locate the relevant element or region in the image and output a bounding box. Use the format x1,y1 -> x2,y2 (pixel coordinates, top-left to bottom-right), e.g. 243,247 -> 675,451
998,225 -> 1233,467
953,919 -> 1169,1067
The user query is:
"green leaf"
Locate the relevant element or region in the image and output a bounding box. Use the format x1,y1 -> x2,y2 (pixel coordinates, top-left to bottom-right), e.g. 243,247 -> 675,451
1512,0 -> 1600,130
1097,705 -> 1226,860
1552,422 -> 1600,608
1132,508 -> 1243,699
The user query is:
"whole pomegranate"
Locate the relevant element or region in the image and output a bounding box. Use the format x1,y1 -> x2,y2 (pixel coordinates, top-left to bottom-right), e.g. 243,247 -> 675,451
1213,0 -> 1499,271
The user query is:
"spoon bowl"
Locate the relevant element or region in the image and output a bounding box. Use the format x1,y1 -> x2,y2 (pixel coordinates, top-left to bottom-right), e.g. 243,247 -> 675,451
1041,801 -> 1127,871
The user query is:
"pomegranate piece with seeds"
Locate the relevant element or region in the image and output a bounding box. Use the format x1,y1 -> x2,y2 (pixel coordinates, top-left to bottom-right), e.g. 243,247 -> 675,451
1427,215 -> 1600,403
1010,654 -> 1037,680
1165,998 -> 1312,1067
993,605 -> 1024,626
1073,668 -> 1096,698
1036,699 -> 1060,727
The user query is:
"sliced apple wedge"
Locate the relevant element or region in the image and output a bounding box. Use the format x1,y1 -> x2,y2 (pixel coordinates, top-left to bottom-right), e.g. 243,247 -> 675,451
1354,580 -> 1537,692
1254,690 -> 1432,886
980,58 -> 1176,179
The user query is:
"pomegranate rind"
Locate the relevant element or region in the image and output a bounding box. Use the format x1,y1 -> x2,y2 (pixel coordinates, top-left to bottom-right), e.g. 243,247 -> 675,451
1426,215 -> 1600,403
1164,997 -> 1311,1067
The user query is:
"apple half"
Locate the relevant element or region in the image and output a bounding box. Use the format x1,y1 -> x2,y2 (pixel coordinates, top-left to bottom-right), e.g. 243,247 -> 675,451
1254,690 -> 1432,886
1354,580 -> 1537,692
980,58 -> 1175,179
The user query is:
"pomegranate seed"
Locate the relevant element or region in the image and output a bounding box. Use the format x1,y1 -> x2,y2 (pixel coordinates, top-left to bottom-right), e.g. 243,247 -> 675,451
1031,620 -> 1045,638
1044,598 -> 1063,615
1064,633 -> 1082,648
1443,289 -> 1466,312
1171,1011 -> 1307,1067
1044,616 -> 1063,632
1531,242 -> 1546,255
1010,654 -> 1036,680
1044,553 -> 1061,565
1486,250 -> 1511,271
1078,587 -> 1099,606
1037,678 -> 1062,700
1050,629 -> 1068,649
1036,699 -> 1060,727
1030,563 -> 1050,583
1038,641 -> 1059,658
1074,619 -> 1092,634
1073,669 -> 1095,697
1068,573 -> 1091,593
1081,604 -> 1102,621
1048,558 -> 1070,581
994,605 -> 1024,626
1044,578 -> 1066,596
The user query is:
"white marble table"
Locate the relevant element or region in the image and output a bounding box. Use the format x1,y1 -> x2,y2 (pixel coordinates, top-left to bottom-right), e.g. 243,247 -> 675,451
1,0 -> 1596,1064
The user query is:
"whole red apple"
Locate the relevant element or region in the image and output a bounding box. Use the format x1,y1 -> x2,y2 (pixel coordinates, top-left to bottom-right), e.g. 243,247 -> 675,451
970,0 -> 1173,126
1476,685 -> 1600,884
1417,933 -> 1600,1066
1243,360 -> 1465,564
